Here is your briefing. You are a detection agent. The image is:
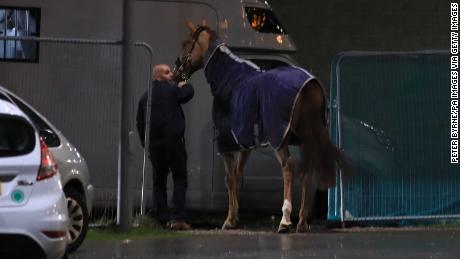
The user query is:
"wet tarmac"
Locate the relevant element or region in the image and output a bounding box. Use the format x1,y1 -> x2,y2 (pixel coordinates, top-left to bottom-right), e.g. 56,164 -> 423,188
69,229 -> 460,258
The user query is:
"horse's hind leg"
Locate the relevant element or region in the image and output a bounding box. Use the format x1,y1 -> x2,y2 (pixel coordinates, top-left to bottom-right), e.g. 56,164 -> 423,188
275,145 -> 295,233
296,174 -> 311,232
222,150 -> 250,230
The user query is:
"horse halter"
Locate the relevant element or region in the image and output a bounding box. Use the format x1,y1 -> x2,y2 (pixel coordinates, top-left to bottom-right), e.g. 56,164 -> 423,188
173,25 -> 207,82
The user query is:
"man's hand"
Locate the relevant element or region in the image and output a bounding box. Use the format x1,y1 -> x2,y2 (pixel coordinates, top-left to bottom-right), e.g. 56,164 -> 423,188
178,81 -> 187,88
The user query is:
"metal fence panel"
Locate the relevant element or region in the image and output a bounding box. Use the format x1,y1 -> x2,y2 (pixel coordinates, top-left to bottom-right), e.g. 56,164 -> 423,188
328,51 -> 460,221
0,37 -> 122,224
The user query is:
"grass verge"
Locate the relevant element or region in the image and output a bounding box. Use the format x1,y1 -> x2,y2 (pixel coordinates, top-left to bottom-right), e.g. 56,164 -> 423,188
87,216 -> 187,240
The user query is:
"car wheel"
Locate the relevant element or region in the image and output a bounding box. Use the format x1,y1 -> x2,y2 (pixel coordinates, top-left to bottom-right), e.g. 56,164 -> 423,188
64,188 -> 89,252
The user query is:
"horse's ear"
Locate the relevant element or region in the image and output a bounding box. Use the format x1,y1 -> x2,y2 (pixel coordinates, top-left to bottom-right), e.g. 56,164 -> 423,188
187,20 -> 196,33
201,19 -> 208,27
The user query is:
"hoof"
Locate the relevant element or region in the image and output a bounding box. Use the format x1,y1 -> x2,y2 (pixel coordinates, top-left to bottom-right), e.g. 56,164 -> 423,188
277,223 -> 292,233
296,222 -> 310,233
222,220 -> 238,230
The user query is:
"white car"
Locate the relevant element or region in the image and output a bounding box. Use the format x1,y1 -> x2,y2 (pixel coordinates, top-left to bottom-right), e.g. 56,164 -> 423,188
0,85 -> 93,252
0,99 -> 69,259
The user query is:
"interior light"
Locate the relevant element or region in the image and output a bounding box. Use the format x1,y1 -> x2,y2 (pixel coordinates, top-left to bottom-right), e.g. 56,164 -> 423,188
276,35 -> 283,44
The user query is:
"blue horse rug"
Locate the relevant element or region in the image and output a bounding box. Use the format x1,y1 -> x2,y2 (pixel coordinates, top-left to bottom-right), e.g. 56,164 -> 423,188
204,40 -> 317,153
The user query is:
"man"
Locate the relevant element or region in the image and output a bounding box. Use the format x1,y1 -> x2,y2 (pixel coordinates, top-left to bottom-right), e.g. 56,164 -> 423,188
136,64 -> 194,230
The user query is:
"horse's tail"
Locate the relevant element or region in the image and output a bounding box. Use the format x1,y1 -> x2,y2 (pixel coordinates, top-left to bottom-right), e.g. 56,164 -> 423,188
294,80 -> 348,190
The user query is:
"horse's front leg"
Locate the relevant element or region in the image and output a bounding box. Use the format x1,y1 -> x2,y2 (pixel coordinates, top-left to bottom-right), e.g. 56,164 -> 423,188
275,146 -> 294,233
235,150 -> 250,193
297,174 -> 311,232
222,150 -> 250,230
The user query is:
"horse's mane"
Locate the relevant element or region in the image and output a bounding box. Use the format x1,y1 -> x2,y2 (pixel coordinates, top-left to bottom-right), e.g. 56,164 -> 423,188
206,27 -> 218,42
181,26 -> 217,47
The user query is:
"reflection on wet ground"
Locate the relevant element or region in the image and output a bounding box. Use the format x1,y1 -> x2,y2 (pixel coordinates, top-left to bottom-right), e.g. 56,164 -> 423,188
70,229 -> 460,258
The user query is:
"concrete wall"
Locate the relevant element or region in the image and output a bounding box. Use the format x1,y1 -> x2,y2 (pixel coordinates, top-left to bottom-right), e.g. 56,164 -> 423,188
270,0 -> 450,90
0,0 -> 124,206
2,0 -> 123,39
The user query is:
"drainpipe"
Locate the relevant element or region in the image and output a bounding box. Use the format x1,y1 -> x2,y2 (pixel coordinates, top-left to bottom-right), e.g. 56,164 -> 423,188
118,0 -> 135,231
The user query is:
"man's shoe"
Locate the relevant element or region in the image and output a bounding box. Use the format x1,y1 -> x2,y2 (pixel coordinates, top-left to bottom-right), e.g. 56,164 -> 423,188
169,220 -> 192,231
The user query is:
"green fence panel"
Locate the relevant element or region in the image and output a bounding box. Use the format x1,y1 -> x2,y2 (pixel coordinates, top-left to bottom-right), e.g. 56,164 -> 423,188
328,51 -> 459,221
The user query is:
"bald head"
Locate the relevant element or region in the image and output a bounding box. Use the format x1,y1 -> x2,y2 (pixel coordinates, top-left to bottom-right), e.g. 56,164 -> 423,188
153,64 -> 173,82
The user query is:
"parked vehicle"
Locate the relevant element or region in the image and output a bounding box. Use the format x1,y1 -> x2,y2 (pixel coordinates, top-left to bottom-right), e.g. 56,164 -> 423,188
0,98 -> 69,259
0,85 -> 93,252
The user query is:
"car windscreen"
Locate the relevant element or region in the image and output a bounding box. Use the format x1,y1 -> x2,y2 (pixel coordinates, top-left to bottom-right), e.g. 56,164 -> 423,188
0,115 -> 36,157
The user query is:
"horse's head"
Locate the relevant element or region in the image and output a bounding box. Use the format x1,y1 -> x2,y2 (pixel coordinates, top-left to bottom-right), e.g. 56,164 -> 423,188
173,20 -> 214,82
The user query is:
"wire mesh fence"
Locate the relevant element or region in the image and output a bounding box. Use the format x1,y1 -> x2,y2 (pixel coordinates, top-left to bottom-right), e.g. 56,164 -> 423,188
328,51 -> 460,221
0,36 -> 124,226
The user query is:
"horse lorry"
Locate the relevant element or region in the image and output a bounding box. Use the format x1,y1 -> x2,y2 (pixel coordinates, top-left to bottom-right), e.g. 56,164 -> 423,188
0,0 -> 315,218
128,0 -> 311,214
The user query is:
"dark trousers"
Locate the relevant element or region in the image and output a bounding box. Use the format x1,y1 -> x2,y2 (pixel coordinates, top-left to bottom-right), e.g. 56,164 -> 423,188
149,139 -> 188,223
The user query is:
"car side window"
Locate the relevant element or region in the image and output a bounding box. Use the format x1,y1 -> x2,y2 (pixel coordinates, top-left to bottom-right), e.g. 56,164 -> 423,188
7,94 -> 60,147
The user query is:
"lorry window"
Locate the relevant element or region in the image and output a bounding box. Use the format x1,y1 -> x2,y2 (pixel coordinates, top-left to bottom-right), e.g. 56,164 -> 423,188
249,59 -> 289,71
245,7 -> 286,34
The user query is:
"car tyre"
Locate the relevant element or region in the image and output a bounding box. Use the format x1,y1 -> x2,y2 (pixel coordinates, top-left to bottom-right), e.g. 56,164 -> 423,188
64,188 -> 89,252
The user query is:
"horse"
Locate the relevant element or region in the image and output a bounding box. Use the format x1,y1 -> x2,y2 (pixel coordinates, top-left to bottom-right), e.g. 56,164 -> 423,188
173,21 -> 347,233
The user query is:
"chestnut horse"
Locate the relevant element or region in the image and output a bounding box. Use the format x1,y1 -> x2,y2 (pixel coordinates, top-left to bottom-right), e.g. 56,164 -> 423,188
174,21 -> 347,233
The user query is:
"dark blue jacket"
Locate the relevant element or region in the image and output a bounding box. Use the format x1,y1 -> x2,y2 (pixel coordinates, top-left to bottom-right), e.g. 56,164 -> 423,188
136,80 -> 194,148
